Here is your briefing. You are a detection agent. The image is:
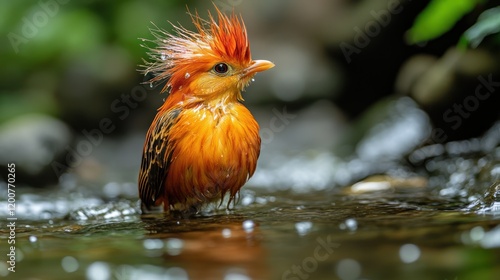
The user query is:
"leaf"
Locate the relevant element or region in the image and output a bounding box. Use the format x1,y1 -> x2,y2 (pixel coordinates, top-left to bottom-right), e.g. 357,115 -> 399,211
462,6 -> 500,48
406,0 -> 481,44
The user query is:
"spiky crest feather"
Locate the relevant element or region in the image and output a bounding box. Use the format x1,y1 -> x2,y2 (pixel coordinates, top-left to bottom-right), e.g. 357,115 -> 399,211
142,6 -> 251,95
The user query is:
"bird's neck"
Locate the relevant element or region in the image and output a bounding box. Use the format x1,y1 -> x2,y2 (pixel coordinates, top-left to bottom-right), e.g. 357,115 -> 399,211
186,86 -> 242,106
160,85 -> 243,116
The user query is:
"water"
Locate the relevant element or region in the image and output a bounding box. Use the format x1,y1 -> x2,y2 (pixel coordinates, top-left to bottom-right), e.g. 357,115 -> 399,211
0,181 -> 499,279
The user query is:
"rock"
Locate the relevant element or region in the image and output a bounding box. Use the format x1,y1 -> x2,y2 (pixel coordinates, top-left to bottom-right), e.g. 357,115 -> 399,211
337,96 -> 430,160
0,114 -> 73,187
66,200 -> 141,221
467,181 -> 500,215
344,175 -> 428,194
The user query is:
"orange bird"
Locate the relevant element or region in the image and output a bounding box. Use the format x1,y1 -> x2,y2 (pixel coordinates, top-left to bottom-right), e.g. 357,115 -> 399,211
138,7 -> 274,213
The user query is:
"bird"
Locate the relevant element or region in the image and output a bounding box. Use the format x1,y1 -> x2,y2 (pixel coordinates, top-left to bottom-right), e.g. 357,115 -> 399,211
138,6 -> 274,213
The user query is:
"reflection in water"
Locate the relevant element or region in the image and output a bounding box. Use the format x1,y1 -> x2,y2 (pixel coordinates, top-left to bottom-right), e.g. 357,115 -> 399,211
0,187 -> 499,279
140,214 -> 269,279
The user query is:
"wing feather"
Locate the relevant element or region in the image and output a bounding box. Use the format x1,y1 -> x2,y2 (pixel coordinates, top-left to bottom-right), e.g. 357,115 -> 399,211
138,108 -> 181,209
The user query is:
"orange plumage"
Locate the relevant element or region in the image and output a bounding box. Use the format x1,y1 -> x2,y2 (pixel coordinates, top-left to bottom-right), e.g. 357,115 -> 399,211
138,7 -> 274,213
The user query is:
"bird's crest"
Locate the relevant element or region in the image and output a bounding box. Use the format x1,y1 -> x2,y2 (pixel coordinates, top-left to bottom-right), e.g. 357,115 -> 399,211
142,6 -> 251,94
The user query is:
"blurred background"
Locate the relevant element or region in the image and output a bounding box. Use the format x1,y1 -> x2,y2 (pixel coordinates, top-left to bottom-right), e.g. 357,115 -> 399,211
1,0 -> 499,191
2,1 -> 500,279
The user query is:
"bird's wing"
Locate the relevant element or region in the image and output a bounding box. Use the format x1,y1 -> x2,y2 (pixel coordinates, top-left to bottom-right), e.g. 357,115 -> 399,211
138,108 -> 181,210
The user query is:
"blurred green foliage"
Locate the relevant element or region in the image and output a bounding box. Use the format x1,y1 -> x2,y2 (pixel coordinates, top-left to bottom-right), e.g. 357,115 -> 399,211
0,0 -> 197,124
406,0 -> 486,44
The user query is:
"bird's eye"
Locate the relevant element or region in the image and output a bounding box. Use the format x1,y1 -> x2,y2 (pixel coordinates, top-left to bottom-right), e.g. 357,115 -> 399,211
214,63 -> 229,74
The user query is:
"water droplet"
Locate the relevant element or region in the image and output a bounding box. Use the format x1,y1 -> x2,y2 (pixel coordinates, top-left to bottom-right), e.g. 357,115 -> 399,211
161,52 -> 167,61
479,226 -> 500,248
345,218 -> 357,231
399,244 -> 420,263
86,262 -> 110,280
251,78 -> 255,82
224,270 -> 251,280
255,197 -> 268,204
29,236 -> 37,243
61,256 -> 79,273
336,259 -> 361,280
469,226 -> 485,242
166,267 -> 189,279
149,82 -> 154,88
242,220 -> 255,232
143,239 -> 164,250
222,228 -> 231,238
241,194 -> 254,206
295,221 -> 313,236
339,218 -> 358,231
184,72 -> 190,79
165,238 -> 184,256
103,182 -> 121,198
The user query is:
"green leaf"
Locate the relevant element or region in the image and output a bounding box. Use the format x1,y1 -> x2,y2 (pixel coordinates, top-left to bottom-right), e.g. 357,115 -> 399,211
407,0 -> 481,44
462,6 -> 500,48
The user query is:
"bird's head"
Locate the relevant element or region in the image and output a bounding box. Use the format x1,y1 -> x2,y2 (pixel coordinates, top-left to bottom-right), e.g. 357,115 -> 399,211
143,7 -> 274,103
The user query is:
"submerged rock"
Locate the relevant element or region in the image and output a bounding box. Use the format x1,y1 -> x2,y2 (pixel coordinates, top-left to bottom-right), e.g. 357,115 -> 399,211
467,181 -> 500,215
67,200 -> 141,221
344,175 -> 428,194
0,114 -> 73,187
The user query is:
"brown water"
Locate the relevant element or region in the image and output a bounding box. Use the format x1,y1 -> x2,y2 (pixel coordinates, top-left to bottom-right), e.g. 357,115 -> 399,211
1,182 -> 499,280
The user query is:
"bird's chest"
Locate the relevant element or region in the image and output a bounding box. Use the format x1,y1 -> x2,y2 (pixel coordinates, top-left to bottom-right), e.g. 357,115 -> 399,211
163,103 -> 260,206
170,103 -> 260,168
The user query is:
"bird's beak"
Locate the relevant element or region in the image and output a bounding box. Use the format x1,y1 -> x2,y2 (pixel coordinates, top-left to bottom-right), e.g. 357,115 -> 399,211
243,60 -> 275,76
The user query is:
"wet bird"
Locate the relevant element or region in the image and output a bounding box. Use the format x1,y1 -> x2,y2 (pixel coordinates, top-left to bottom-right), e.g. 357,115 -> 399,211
138,7 -> 274,213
